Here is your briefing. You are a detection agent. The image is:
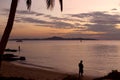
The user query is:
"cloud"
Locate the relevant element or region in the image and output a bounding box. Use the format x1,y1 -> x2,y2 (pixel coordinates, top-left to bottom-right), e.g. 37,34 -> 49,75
45,15 -> 78,21
51,21 -> 75,29
16,16 -> 75,29
2,9 -> 44,16
7,9 -> 76,29
71,11 -> 120,31
111,8 -> 118,11
2,8 -> 120,39
16,10 -> 44,16
15,10 -> 120,39
2,9 -> 84,29
17,17 -> 50,24
67,11 -> 120,39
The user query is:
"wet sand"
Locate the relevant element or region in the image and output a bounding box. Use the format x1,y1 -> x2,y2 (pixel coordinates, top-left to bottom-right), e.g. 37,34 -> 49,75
1,61 -> 96,80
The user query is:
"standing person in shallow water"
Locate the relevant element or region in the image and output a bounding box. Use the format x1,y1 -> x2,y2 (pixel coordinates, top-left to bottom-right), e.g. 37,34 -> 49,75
78,60 -> 84,78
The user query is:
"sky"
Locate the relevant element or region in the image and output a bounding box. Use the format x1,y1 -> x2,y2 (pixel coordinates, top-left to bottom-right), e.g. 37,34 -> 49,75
1,0 -> 120,39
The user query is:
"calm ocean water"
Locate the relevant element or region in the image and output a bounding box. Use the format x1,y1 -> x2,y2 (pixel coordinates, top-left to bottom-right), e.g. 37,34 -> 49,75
6,40 -> 120,76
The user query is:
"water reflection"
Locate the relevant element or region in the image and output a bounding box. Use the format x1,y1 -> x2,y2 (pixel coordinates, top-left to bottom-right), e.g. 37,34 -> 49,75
87,43 -> 120,75
6,40 -> 120,76
91,44 -> 118,55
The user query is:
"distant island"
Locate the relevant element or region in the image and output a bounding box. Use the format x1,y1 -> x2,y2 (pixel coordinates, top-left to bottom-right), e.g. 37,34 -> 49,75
9,36 -> 97,41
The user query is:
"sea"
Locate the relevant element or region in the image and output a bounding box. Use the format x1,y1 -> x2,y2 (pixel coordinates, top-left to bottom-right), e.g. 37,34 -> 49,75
6,40 -> 120,76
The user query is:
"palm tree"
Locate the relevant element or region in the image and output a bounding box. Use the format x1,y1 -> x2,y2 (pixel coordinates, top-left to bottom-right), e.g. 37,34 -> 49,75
0,0 -> 63,61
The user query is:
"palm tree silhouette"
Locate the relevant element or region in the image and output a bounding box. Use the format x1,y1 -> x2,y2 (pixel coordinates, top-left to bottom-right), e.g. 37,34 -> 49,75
0,0 -> 63,61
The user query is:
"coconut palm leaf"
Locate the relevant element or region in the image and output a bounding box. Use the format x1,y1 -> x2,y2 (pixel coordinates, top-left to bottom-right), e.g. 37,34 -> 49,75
0,0 -> 64,69
46,0 -> 63,11
26,0 -> 32,10
26,0 -> 63,11
59,0 -> 63,11
46,0 -> 55,10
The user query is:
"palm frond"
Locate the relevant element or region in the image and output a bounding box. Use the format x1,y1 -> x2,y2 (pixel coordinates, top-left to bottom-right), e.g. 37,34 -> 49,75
26,0 -> 63,11
46,0 -> 63,11
46,0 -> 55,10
26,0 -> 32,10
59,0 -> 63,11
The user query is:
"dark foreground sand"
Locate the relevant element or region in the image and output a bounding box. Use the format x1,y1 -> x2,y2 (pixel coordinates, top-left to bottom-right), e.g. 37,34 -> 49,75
1,61 -> 95,80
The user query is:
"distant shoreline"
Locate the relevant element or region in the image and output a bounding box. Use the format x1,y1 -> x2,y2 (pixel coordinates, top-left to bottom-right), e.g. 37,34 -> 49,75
9,36 -> 98,41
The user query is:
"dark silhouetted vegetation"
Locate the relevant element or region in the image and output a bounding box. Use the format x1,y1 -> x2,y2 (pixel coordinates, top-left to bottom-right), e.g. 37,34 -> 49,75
10,36 -> 97,41
0,77 -> 29,80
94,70 -> 120,80
62,75 -> 78,80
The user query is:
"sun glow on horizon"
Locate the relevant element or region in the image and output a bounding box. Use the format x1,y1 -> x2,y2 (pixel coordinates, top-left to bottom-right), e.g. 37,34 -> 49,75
115,24 -> 120,29
80,31 -> 106,35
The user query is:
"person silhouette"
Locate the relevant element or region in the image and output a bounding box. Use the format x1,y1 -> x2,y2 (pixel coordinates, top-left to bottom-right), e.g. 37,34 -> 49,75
78,60 -> 84,78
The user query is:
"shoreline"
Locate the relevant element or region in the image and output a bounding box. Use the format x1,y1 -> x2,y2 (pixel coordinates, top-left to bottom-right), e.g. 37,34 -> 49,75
1,61 -> 96,80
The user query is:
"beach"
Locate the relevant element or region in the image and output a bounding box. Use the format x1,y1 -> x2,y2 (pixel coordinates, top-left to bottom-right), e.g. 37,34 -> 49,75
0,61 -> 95,80
2,40 -> 120,80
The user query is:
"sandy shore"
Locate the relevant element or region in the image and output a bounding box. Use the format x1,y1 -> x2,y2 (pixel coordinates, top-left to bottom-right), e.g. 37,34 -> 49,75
0,61 -> 96,80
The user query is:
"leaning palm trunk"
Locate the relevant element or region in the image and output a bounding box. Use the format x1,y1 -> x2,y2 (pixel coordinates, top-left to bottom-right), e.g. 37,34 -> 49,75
0,0 -> 63,58
0,0 -> 63,67
0,0 -> 18,63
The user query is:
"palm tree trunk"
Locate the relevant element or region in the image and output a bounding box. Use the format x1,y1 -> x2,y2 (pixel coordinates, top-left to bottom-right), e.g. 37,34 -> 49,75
0,0 -> 18,64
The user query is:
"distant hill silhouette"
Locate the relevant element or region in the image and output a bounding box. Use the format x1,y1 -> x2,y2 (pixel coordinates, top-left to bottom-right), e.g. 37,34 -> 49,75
10,36 -> 97,41
45,36 -> 64,40
43,36 -> 97,40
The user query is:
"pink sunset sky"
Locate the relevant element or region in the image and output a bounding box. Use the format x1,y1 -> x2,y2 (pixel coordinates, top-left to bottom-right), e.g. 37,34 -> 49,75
0,0 -> 120,39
